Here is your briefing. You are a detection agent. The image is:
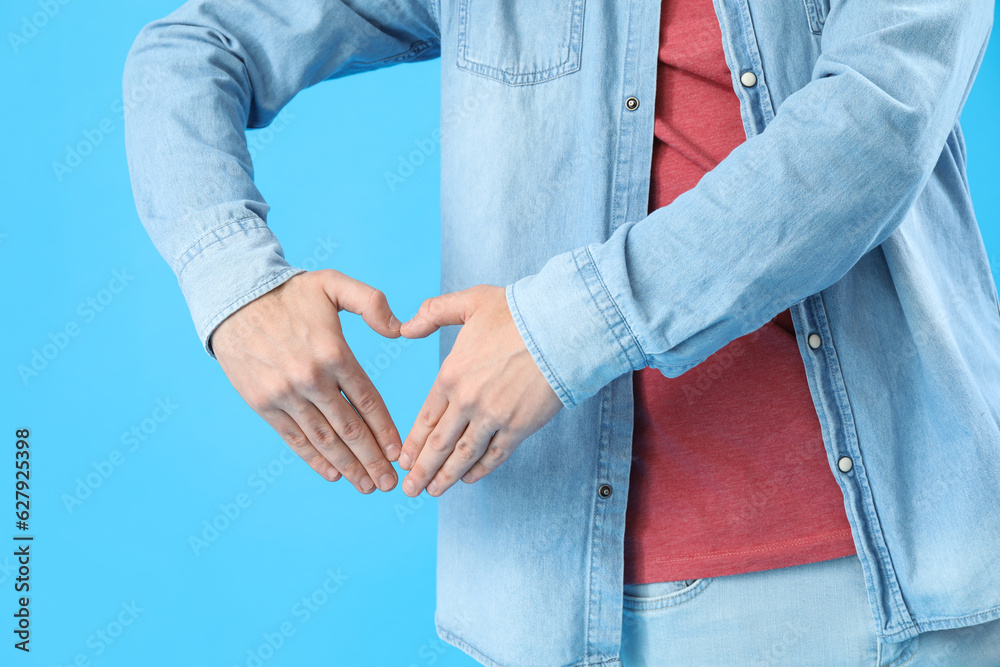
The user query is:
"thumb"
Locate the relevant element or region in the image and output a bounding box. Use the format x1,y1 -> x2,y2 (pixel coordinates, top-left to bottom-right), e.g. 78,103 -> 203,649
400,290 -> 473,338
321,270 -> 401,337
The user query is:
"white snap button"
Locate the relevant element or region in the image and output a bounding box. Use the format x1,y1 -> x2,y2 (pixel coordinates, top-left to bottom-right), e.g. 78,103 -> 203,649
808,333 -> 822,349
740,71 -> 757,87
838,456 -> 853,473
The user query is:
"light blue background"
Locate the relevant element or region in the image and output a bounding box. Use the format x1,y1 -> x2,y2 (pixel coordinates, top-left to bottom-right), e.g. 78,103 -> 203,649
1,1 -> 997,665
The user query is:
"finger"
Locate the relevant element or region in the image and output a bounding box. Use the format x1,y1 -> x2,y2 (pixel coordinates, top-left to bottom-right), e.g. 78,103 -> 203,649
261,409 -> 342,482
321,270 -> 401,337
401,405 -> 469,497
287,401 -> 378,493
337,354 -> 403,462
398,384 -> 449,471
461,431 -> 518,484
425,421 -> 496,496
311,390 -> 398,492
399,289 -> 475,339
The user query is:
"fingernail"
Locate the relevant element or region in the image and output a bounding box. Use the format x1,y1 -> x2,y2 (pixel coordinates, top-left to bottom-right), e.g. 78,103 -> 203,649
461,472 -> 474,483
399,452 -> 412,469
427,481 -> 439,495
360,476 -> 375,493
403,477 -> 417,496
378,473 -> 396,491
389,315 -> 402,332
326,468 -> 340,482
385,444 -> 400,461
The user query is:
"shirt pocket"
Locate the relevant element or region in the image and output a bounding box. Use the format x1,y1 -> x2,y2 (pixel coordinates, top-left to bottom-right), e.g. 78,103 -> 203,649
456,0 -> 586,85
802,0 -> 830,35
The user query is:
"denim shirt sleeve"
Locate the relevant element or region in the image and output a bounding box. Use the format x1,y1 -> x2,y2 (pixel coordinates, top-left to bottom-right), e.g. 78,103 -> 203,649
508,0 -> 994,409
122,0 -> 440,357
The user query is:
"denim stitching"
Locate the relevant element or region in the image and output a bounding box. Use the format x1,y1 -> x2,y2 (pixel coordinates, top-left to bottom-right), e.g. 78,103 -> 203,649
582,246 -> 649,369
174,216 -> 266,276
622,578 -> 714,612
456,0 -> 585,85
506,284 -> 574,407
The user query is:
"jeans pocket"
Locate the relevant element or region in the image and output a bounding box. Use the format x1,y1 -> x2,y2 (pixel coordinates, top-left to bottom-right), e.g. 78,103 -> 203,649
456,0 -> 586,85
622,578 -> 714,611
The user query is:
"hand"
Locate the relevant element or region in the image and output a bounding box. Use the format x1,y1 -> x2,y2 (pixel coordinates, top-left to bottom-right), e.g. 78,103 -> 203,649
396,285 -> 563,497
211,269 -> 403,494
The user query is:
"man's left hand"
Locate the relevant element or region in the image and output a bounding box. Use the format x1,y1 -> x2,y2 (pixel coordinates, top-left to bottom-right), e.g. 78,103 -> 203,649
396,285 -> 563,497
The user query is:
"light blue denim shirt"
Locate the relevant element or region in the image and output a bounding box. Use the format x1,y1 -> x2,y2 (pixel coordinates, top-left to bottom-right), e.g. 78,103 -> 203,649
124,0 -> 1000,665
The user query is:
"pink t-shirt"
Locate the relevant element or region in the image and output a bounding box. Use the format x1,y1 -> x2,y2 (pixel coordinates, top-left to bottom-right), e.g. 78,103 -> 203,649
624,0 -> 857,585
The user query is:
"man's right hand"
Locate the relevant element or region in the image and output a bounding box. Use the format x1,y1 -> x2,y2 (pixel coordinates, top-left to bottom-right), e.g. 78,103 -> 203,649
210,270 -> 403,494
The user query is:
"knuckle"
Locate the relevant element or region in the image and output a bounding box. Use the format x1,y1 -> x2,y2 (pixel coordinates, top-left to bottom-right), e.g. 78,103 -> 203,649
316,345 -> 347,369
453,439 -> 478,461
367,288 -> 387,309
269,380 -> 295,402
311,425 -> 338,450
360,451 -> 389,470
339,459 -> 365,481
372,424 -> 398,446
247,393 -> 272,413
484,445 -> 507,462
301,449 -> 325,467
283,430 -> 309,451
437,373 -> 458,394
289,364 -> 323,393
481,411 -> 507,432
352,391 -> 380,415
340,418 -> 366,442
426,431 -> 450,453
419,408 -> 439,429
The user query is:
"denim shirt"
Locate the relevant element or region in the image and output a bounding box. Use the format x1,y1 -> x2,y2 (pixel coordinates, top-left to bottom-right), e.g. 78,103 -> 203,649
123,0 -> 1000,665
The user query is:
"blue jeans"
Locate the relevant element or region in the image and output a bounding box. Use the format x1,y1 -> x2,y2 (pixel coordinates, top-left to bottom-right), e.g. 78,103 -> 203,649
621,555 -> 1000,666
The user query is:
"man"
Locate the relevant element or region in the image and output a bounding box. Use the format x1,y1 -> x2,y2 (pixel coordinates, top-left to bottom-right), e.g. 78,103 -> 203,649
123,0 -> 1000,664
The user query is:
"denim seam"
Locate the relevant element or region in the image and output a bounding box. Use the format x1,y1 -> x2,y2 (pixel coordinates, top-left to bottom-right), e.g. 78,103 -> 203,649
801,0 -> 826,35
586,382 -> 614,658
815,292 -> 913,635
579,246 -> 649,370
582,386 -> 603,653
437,623 -> 621,667
879,634 -> 919,667
574,250 -> 634,376
900,604 -> 1000,635
734,0 -> 775,124
429,0 -> 441,40
456,0 -> 584,85
174,216 -> 267,277
797,296 -> 888,637
348,39 -> 438,70
622,578 -> 713,611
506,284 -> 574,408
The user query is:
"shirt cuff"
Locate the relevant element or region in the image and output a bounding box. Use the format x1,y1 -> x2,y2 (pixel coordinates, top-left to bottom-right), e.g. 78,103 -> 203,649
506,245 -> 648,408
174,216 -> 306,358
